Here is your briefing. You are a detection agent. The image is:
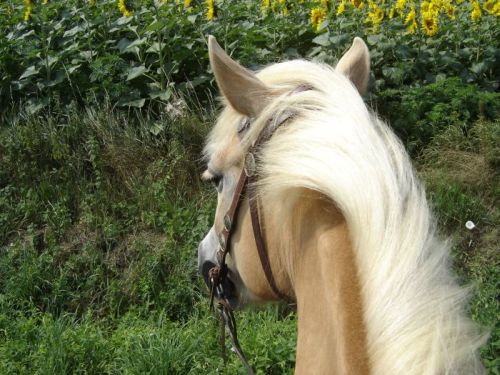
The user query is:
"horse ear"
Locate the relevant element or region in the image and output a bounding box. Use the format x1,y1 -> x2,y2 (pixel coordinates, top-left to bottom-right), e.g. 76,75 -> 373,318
335,37 -> 370,95
208,35 -> 271,117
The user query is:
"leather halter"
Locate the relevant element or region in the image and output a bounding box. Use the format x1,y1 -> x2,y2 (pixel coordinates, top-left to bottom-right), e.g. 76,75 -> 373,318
207,85 -> 311,373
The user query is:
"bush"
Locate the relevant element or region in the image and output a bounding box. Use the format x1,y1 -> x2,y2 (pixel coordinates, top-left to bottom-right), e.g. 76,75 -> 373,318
378,78 -> 500,155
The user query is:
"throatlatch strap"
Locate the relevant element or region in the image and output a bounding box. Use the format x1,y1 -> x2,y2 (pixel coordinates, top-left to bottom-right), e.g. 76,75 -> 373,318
248,186 -> 291,302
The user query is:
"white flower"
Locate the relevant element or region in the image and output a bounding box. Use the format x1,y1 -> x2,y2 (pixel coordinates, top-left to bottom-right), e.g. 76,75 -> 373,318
465,221 -> 476,230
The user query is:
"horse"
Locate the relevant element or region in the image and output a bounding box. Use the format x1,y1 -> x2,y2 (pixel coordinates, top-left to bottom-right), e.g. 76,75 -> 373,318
197,35 -> 486,374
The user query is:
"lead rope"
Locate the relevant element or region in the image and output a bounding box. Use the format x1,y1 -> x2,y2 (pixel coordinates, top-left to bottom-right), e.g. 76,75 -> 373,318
209,268 -> 256,374
218,298 -> 255,375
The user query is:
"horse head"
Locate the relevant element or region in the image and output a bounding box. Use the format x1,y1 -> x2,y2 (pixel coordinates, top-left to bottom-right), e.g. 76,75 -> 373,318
198,36 -> 370,308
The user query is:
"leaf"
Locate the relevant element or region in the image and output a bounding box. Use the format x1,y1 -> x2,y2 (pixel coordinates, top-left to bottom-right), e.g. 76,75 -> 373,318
12,29 -> 35,40
79,50 -> 96,60
471,62 -> 487,75
118,98 -> 145,108
46,70 -> 66,87
329,34 -> 349,45
126,65 -> 148,81
187,15 -> 198,24
116,16 -> 133,26
63,25 -> 85,37
19,66 -> 40,80
47,56 -> 59,68
146,20 -> 165,32
149,122 -> 164,136
118,38 -> 147,54
67,64 -> 81,74
109,16 -> 133,32
146,42 -> 165,54
26,98 -> 49,114
148,89 -> 172,101
117,38 -> 132,53
382,66 -> 404,82
312,32 -> 330,47
367,34 -> 382,46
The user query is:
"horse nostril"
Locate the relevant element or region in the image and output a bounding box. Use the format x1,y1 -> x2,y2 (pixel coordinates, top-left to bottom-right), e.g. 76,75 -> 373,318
201,261 -> 217,286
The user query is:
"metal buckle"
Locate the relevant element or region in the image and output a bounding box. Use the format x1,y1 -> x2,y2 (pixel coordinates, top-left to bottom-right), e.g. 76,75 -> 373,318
223,214 -> 232,231
217,247 -> 224,264
217,233 -> 226,263
244,152 -> 256,177
218,233 -> 226,250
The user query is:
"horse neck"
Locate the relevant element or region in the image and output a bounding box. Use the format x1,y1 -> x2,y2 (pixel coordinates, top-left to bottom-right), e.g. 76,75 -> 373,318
270,190 -> 370,374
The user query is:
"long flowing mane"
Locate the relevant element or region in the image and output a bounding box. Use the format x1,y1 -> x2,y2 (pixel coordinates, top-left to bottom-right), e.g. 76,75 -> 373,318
206,59 -> 486,374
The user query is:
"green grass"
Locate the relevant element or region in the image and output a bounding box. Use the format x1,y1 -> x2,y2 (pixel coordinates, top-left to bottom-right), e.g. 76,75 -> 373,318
0,95 -> 498,373
418,119 -> 499,374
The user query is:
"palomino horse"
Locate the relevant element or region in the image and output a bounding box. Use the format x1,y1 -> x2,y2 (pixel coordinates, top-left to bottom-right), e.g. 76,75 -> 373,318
197,36 -> 486,374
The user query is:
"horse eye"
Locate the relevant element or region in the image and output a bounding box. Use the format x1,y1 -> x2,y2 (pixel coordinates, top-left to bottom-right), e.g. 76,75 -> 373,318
238,117 -> 251,134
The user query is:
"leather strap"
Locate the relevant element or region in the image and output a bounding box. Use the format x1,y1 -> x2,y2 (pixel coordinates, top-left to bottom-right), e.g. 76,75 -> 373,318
218,169 -> 248,265
248,184 -> 291,301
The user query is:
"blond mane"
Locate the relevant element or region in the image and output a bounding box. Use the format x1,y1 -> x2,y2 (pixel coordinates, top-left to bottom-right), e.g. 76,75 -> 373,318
205,59 -> 486,374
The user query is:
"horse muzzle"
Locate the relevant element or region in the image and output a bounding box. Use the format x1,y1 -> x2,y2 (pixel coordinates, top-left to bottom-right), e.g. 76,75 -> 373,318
198,231 -> 238,308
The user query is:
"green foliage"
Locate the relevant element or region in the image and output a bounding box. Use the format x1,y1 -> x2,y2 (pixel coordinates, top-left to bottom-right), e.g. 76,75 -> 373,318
418,119 -> 499,374
378,78 -> 500,155
1,0 -> 498,115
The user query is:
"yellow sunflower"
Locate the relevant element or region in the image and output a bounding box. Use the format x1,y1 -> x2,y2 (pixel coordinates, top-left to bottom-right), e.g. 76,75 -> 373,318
337,0 -> 346,14
311,7 -> 327,31
24,0 -> 32,21
422,10 -> 439,36
405,5 -> 417,33
118,0 -> 132,17
206,0 -> 215,20
351,0 -> 364,9
471,0 -> 482,21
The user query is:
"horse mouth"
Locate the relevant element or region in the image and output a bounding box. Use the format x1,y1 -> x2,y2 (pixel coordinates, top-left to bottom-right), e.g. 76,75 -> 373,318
201,261 -> 239,309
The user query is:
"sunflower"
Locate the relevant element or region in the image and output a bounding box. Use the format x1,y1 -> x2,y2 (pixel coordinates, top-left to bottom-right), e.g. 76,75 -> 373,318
421,1 -> 430,13
389,5 -> 395,18
405,5 -> 417,33
396,0 -> 406,15
311,7 -> 327,30
337,0 -> 346,14
471,0 -> 482,21
445,2 -> 456,19
24,0 -> 32,21
118,0 -> 132,16
351,0 -> 364,10
421,10 -> 439,36
483,0 -> 498,14
206,0 -> 215,20
366,3 -> 384,32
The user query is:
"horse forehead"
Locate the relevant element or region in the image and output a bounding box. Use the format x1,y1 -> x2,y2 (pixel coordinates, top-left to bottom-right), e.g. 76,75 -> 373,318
207,134 -> 244,172
206,106 -> 245,163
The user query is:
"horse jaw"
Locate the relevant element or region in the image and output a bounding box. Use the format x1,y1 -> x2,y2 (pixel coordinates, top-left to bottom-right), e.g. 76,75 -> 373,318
208,36 -> 274,118
335,37 -> 370,95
